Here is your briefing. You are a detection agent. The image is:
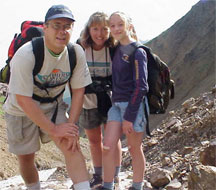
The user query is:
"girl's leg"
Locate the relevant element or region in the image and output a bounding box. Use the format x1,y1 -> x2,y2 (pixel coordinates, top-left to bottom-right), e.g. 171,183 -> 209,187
85,127 -> 103,187
115,139 -> 122,174
126,132 -> 145,183
85,127 -> 103,169
79,108 -> 104,187
103,121 -> 122,183
104,124 -> 122,181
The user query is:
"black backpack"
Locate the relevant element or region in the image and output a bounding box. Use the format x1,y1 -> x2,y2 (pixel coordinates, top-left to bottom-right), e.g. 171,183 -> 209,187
32,37 -> 76,123
130,43 -> 175,136
130,43 -> 175,114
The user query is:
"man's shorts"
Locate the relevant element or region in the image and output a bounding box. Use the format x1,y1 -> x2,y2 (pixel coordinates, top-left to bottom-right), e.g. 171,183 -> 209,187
78,108 -> 107,130
5,102 -> 68,155
107,101 -> 147,133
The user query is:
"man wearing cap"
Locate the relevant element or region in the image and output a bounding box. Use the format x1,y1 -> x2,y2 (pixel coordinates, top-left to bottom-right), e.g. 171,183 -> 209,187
3,4 -> 92,190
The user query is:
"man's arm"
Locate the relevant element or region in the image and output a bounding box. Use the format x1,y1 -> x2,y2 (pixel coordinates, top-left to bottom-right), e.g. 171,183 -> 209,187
16,95 -> 79,139
64,87 -> 85,151
68,87 -> 85,124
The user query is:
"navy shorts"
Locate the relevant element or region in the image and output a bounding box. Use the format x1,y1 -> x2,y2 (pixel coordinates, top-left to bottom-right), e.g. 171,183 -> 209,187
78,108 -> 107,130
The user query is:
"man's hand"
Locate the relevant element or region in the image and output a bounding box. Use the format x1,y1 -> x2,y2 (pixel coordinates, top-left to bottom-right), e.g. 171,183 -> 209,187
51,122 -> 79,138
52,123 -> 80,152
122,120 -> 134,135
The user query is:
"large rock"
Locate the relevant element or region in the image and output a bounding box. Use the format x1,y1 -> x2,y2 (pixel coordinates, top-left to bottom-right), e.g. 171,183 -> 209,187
149,168 -> 173,188
165,179 -> 182,190
188,164 -> 216,190
200,139 -> 216,166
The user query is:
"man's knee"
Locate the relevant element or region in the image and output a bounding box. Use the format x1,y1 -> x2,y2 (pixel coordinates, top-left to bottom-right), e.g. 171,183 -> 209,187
61,144 -> 81,157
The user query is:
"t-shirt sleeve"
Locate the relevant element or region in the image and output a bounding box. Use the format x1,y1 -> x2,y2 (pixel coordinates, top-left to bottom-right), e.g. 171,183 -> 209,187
70,44 -> 92,89
8,42 -> 35,97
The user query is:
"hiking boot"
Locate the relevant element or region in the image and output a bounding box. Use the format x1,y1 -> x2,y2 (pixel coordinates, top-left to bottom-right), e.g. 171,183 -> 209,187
128,187 -> 136,190
114,176 -> 120,189
96,187 -> 111,190
90,174 -> 103,188
114,176 -> 119,183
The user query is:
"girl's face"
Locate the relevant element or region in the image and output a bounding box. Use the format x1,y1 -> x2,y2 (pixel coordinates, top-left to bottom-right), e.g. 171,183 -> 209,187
89,23 -> 109,50
109,14 -> 129,43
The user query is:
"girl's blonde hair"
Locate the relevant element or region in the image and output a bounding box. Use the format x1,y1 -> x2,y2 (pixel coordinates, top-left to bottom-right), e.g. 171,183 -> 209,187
80,12 -> 115,48
109,11 -> 138,41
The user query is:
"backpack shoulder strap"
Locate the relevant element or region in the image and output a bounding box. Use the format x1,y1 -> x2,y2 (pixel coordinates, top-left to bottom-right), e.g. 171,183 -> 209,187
32,37 -> 44,76
66,42 -> 77,97
109,46 -> 118,60
67,42 -> 76,76
32,39 -> 76,80
128,42 -> 145,64
131,43 -> 161,71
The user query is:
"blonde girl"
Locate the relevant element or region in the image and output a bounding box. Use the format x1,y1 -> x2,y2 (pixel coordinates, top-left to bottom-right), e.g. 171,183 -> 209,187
101,12 -> 149,190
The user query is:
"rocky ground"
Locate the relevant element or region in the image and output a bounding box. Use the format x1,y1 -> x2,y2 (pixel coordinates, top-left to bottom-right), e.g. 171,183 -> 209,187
123,86 -> 216,189
0,85 -> 215,189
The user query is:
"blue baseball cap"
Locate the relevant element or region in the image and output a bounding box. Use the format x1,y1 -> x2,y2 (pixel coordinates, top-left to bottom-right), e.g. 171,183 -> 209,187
45,4 -> 75,22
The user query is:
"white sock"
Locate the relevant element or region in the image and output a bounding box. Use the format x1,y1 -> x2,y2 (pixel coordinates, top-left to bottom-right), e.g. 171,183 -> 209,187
26,181 -> 41,190
73,181 -> 91,190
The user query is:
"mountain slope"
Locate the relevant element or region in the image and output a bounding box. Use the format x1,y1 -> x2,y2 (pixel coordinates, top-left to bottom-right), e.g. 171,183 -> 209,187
145,0 -> 215,129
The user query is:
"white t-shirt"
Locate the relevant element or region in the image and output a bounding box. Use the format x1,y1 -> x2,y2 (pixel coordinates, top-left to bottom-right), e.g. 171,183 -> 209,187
83,47 -> 112,109
4,39 -> 92,116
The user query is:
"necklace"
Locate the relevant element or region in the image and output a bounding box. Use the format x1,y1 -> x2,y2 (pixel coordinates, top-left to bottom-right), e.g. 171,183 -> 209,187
91,46 -> 108,78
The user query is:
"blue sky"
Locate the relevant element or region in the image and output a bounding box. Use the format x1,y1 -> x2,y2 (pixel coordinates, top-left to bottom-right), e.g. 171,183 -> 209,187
0,0 -> 199,68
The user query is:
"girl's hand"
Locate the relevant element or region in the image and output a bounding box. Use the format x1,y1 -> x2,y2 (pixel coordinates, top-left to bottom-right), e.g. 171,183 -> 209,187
122,120 -> 134,135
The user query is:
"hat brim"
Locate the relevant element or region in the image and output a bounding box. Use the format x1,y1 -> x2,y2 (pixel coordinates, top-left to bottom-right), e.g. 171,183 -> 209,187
46,14 -> 75,22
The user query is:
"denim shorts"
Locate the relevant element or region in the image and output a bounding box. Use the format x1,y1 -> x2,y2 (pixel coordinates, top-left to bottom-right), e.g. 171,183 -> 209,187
107,101 -> 147,133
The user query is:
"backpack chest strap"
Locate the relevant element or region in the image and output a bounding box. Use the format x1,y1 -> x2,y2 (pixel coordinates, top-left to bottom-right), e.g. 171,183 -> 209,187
32,88 -> 65,103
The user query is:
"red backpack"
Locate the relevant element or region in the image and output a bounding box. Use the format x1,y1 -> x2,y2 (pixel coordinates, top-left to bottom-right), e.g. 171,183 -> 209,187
0,21 -> 44,83
7,21 -> 44,63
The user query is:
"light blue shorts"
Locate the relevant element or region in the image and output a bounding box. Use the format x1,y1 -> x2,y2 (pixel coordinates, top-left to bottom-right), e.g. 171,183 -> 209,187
107,101 -> 148,133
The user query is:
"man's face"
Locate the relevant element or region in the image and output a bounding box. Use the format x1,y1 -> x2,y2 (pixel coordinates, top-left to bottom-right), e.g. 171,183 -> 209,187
44,18 -> 74,54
